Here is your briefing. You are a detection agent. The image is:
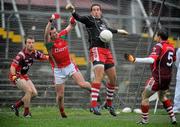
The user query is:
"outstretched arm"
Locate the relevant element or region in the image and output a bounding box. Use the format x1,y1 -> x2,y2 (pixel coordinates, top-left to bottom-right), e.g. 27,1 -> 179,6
44,13 -> 60,43
107,24 -> 128,35
44,21 -> 52,44
117,29 -> 129,35
66,3 -> 90,25
64,17 -> 76,33
124,53 -> 154,64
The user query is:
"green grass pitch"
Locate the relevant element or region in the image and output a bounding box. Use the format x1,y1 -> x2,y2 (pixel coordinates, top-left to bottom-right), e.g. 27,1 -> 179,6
0,106 -> 179,127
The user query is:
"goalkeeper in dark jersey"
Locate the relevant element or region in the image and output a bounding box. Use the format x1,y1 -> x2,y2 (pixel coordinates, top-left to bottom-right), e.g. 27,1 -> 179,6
66,3 -> 128,116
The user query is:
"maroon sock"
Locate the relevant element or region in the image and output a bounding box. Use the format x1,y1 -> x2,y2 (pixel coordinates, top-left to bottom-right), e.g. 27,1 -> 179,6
60,107 -> 64,113
15,100 -> 24,108
24,107 -> 30,115
141,105 -> 149,122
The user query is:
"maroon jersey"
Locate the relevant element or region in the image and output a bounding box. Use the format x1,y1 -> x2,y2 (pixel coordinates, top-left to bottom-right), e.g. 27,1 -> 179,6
148,41 -> 175,90
10,48 -> 47,76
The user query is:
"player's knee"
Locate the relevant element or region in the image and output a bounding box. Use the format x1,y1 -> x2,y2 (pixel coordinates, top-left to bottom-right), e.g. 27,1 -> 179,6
142,98 -> 149,105
32,90 -> 38,97
57,94 -> 64,101
94,74 -> 104,82
26,88 -> 33,95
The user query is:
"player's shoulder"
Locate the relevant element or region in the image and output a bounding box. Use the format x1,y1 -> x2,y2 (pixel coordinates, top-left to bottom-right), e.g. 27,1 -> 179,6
87,15 -> 95,22
13,50 -> 25,62
155,43 -> 163,48
58,29 -> 68,36
88,15 -> 93,19
17,50 -> 25,59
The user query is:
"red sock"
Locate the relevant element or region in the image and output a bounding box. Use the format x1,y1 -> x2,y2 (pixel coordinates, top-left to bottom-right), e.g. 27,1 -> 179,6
15,100 -> 24,108
90,83 -> 101,107
163,99 -> 175,118
60,107 -> 64,113
106,83 -> 115,106
141,105 -> 149,122
24,107 -> 30,115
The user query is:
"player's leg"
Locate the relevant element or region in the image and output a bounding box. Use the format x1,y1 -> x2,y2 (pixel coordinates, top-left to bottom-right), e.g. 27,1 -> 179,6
72,71 -> 91,90
55,84 -> 67,118
16,79 -> 33,117
10,79 -> 26,116
53,67 -> 67,118
20,80 -> 38,117
90,64 -> 104,115
89,47 -> 105,115
159,90 -> 177,125
138,77 -> 156,124
104,66 -> 117,116
28,80 -> 38,97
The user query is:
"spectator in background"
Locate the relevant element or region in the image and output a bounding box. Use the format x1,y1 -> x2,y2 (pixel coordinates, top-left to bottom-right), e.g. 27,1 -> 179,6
9,36 -> 49,117
44,14 -> 91,118
173,48 -> 180,113
124,29 -> 177,125
66,3 -> 128,116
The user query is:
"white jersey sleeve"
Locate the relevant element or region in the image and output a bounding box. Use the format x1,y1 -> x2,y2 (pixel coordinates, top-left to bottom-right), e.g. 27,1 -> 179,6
135,57 -> 154,64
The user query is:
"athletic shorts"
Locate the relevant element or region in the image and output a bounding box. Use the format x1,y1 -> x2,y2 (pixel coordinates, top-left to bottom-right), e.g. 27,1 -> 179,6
89,47 -> 115,70
145,77 -> 171,92
9,73 -> 29,85
53,62 -> 78,85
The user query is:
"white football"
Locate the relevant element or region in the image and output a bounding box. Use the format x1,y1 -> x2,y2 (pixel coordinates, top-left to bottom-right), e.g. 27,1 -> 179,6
122,107 -> 132,113
133,108 -> 142,114
99,30 -> 113,43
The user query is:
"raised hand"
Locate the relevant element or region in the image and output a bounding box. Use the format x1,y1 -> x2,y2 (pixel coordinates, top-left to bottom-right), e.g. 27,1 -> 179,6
69,16 -> 76,25
51,13 -> 60,20
65,3 -> 75,13
124,53 -> 136,63
117,29 -> 128,35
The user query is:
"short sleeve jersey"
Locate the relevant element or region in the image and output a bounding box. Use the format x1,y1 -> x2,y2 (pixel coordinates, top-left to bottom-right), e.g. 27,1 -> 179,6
47,29 -> 71,68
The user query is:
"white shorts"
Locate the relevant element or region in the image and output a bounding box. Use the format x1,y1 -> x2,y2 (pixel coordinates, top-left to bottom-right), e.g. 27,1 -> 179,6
53,63 -> 78,85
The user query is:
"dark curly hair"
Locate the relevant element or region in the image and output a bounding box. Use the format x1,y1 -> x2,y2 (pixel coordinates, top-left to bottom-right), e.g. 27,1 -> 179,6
157,28 -> 168,40
90,4 -> 102,11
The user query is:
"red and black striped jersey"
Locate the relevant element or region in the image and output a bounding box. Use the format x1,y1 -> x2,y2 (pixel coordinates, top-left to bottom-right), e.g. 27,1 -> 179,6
11,48 -> 47,75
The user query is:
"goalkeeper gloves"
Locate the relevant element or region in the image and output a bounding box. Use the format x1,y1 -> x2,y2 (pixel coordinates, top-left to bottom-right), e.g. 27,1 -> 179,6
65,3 -> 75,13
124,53 -> 136,63
117,29 -> 128,35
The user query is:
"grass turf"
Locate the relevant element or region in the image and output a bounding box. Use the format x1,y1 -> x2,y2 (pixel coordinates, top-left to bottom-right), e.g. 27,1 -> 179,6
0,106 -> 179,127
